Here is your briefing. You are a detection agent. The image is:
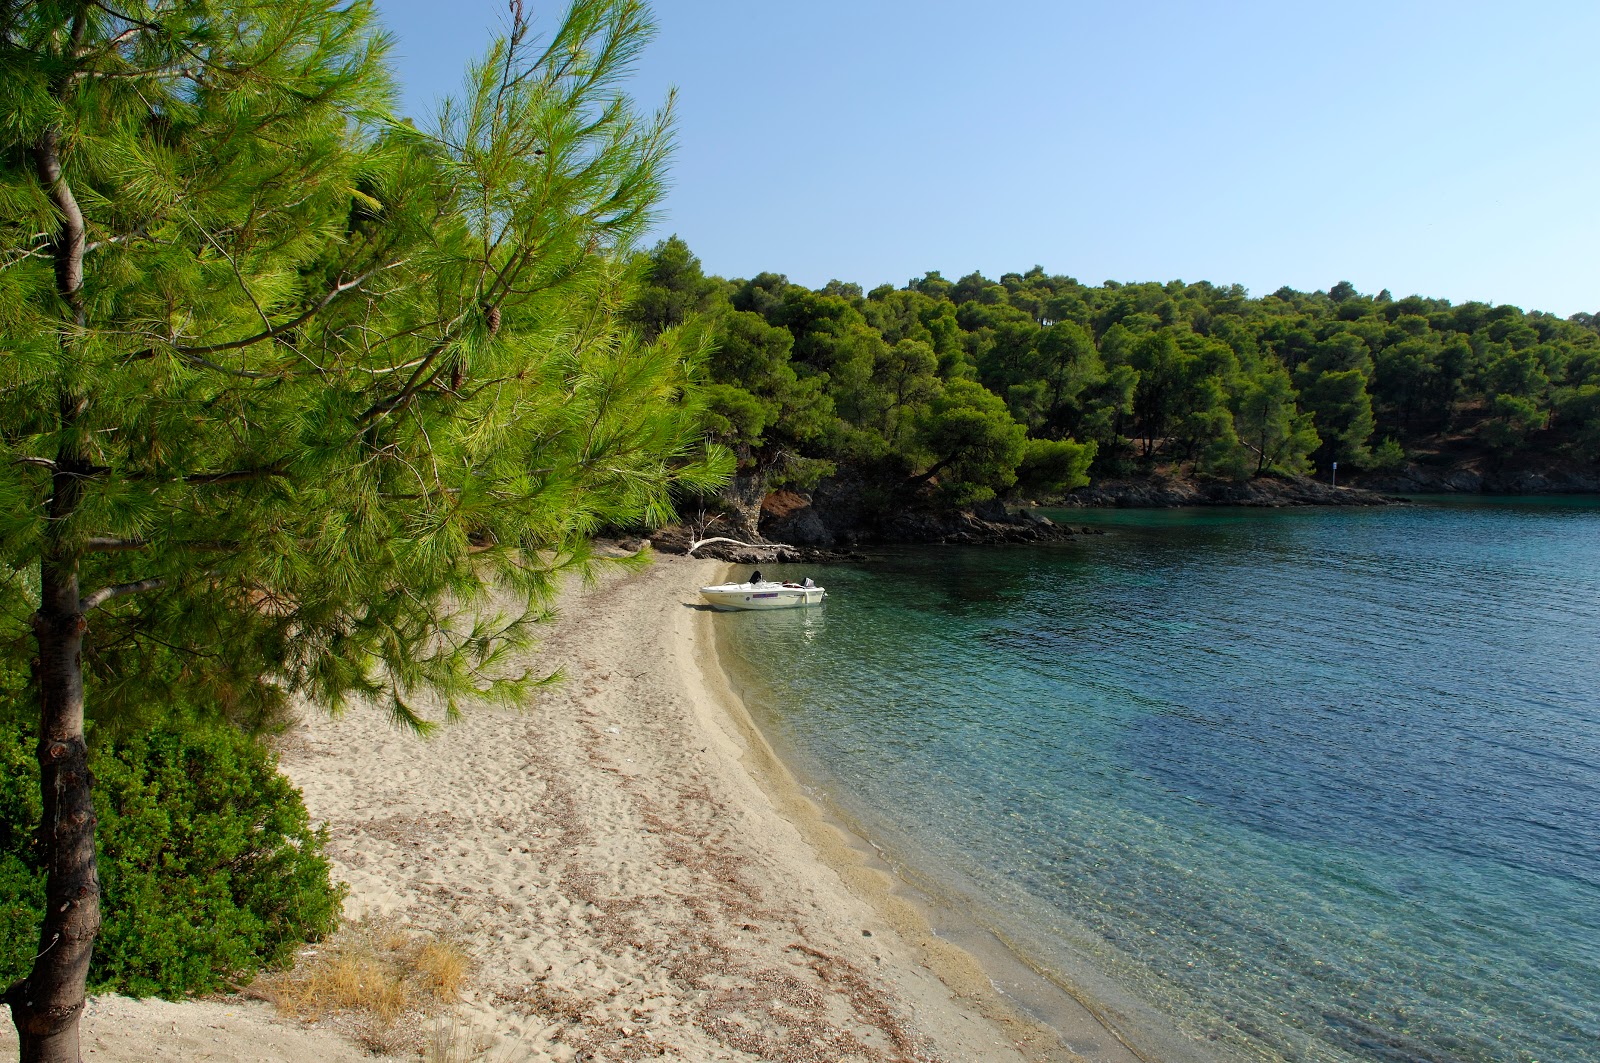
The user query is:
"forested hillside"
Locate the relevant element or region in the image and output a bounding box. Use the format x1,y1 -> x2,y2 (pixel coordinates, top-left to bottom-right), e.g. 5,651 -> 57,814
635,238 -> 1600,509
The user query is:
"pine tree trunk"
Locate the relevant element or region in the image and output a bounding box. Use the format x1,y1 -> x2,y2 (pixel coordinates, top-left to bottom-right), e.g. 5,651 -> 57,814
5,105 -> 102,1063
7,415 -> 99,1063
5,553 -> 99,1063
1257,398 -> 1270,475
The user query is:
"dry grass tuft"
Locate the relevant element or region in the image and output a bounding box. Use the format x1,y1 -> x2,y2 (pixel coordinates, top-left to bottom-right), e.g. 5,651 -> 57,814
249,918 -> 474,1055
416,939 -> 471,999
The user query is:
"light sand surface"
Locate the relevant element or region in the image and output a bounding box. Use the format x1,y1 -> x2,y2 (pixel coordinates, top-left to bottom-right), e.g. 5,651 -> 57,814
6,554 -> 1105,1062
0,994 -> 374,1062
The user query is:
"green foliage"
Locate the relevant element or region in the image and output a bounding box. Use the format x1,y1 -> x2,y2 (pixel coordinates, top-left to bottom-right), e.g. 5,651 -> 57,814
1481,347 -> 1551,401
632,255 -> 1598,507
1298,368 -> 1376,465
1368,437 -> 1408,471
1016,438 -> 1097,496
1482,393 -> 1543,454
767,455 -> 837,491
1,0 -> 730,734
701,383 -> 770,448
912,380 -> 1029,504
0,701 -> 41,986
0,714 -> 342,998
1233,364 -> 1318,476
1555,385 -> 1600,459
629,236 -> 723,341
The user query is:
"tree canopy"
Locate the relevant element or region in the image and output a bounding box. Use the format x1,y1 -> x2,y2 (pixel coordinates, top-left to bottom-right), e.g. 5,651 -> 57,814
634,238 -> 1600,507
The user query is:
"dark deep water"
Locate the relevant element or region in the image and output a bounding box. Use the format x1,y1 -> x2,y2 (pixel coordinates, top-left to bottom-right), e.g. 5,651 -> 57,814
716,498 -> 1600,1062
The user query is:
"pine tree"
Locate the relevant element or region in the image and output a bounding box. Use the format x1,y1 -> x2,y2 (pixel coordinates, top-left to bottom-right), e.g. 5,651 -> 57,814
0,2 -> 725,1059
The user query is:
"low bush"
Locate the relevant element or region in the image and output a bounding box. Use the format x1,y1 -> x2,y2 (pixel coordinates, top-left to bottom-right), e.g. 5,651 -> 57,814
0,713 -> 343,997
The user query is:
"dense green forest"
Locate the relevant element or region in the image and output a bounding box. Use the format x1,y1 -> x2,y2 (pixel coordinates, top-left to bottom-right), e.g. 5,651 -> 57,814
634,238 -> 1600,504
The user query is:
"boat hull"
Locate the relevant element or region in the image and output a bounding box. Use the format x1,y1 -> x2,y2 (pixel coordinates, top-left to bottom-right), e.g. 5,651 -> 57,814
699,583 -> 825,611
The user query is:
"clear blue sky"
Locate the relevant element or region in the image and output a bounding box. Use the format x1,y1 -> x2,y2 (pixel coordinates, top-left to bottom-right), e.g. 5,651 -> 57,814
374,1 -> 1600,316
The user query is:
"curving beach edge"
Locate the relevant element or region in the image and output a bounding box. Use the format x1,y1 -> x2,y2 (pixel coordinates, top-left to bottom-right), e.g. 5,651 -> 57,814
3,554 -> 1117,1062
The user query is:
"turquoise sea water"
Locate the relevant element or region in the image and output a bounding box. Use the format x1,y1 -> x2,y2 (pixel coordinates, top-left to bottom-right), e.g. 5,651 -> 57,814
715,499 -> 1600,1063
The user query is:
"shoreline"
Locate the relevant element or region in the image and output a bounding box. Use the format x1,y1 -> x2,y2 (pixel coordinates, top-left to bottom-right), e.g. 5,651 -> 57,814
703,577 -> 1219,1063
1055,475 -> 1396,509
3,555 -> 1054,1061
688,564 -> 1118,1063
4,552 -> 1197,1062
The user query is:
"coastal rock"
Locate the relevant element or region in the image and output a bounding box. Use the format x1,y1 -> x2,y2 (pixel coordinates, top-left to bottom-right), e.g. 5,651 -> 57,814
755,471 -> 1087,547
1356,464 -> 1484,494
1058,474 -> 1397,508
708,468 -> 770,540
1355,459 -> 1600,495
759,488 -> 833,546
884,506 -> 1081,544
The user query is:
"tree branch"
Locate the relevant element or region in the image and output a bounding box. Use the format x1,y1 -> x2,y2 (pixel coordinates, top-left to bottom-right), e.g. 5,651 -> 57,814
33,128 -> 86,323
122,264 -> 398,366
74,61 -> 201,84
175,351 -> 270,379
180,466 -> 284,485
0,242 -> 54,273
80,577 -> 164,612
83,537 -> 148,552
85,0 -> 163,36
110,466 -> 286,486
353,308 -> 474,427
82,222 -> 149,255
686,536 -> 794,558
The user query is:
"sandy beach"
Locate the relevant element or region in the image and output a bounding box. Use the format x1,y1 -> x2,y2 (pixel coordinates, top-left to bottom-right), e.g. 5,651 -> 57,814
5,553 -> 1111,1062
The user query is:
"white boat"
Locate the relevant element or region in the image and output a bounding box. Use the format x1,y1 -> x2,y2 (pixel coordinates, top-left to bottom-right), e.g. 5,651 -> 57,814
699,580 -> 826,611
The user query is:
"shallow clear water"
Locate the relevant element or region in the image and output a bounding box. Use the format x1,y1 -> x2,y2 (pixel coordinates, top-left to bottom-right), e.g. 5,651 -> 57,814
716,498 -> 1600,1063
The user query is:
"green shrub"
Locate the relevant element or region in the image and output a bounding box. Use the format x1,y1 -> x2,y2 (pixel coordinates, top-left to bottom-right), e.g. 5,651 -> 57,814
0,712 -> 42,985
1015,437 -> 1098,496
1367,436 -> 1407,472
1481,393 -> 1543,454
0,715 -> 344,997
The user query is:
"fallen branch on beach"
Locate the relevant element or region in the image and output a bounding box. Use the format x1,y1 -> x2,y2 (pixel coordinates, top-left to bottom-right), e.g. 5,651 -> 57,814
685,535 -> 795,558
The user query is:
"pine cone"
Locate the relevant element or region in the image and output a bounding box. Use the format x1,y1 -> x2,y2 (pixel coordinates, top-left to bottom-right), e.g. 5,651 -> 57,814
485,305 -> 501,336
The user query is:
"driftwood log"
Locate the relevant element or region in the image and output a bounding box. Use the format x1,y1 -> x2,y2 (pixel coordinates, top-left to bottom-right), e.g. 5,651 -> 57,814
685,536 -> 795,558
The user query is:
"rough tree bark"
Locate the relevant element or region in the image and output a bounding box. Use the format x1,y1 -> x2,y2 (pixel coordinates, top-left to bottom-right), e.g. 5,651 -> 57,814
3,89 -> 105,1063
7,550 -> 99,1063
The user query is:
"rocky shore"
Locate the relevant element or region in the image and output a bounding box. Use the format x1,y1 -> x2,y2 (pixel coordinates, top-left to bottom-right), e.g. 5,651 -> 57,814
1352,460 -> 1600,495
658,452 -> 1599,566
651,488 -> 1100,564
654,467 -> 1414,563
1056,473 -> 1398,508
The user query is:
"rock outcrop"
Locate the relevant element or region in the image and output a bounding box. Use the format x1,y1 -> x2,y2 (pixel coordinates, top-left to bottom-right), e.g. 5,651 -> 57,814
705,468 -> 770,540
652,470 -> 1100,560
1056,474 -> 1397,508
757,474 -> 1096,548
1353,460 -> 1600,495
